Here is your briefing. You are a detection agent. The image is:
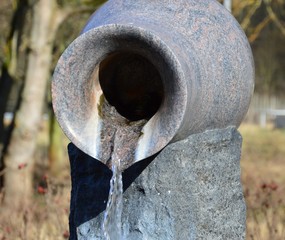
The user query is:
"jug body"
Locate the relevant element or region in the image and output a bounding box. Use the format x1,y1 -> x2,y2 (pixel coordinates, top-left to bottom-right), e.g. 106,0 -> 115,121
52,0 -> 254,166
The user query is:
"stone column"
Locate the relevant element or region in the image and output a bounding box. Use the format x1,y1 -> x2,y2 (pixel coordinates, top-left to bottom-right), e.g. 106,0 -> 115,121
71,127 -> 246,240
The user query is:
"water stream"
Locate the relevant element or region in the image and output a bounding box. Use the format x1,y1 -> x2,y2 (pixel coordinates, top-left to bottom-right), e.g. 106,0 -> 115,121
103,157 -> 123,240
99,96 -> 147,239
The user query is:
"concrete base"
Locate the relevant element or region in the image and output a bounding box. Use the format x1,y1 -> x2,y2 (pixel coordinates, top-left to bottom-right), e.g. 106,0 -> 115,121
70,127 -> 246,240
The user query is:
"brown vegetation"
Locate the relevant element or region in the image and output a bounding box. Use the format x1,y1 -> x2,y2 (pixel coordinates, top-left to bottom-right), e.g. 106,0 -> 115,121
0,174 -> 70,240
240,124 -> 285,240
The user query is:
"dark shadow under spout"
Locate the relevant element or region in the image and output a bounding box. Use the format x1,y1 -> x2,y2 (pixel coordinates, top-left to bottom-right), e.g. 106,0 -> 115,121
68,143 -> 158,240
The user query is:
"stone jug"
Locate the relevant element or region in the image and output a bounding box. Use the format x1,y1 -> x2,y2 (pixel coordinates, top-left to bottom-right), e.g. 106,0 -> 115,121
52,0 -> 254,168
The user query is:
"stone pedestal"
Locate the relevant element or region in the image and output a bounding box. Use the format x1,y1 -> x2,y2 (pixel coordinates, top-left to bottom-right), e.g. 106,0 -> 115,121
69,127 -> 246,240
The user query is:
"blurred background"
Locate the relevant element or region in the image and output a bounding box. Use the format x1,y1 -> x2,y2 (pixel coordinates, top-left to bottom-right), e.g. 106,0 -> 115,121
0,0 -> 284,239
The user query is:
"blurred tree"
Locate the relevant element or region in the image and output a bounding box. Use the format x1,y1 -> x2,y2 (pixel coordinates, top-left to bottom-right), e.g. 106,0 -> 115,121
242,0 -> 285,95
218,0 -> 285,43
3,0 -> 62,208
220,0 -> 285,95
48,116 -> 65,177
1,0 -> 105,208
223,0 -> 232,12
0,0 -> 29,161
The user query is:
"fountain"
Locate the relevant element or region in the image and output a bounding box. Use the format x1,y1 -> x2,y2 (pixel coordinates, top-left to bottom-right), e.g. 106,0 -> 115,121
52,0 -> 254,239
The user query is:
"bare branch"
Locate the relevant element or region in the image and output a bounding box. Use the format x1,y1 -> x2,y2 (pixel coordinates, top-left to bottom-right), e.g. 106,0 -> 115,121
248,16 -> 271,43
265,0 -> 285,37
241,0 -> 262,31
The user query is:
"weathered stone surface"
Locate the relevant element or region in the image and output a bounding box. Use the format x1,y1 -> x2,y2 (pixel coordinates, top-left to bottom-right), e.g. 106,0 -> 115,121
75,127 -> 246,240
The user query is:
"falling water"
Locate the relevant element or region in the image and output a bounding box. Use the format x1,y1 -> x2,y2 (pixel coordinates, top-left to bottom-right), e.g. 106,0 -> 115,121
99,96 -> 147,240
103,157 -> 123,240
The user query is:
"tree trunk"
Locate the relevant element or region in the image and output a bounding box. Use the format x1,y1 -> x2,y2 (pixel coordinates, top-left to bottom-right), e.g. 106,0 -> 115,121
3,0 -> 59,208
49,113 -> 66,177
0,0 -> 29,161
224,0 -> 232,12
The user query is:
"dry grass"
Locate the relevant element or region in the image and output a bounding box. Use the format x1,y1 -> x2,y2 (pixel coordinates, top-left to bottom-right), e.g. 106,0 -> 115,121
0,123 -> 284,239
240,123 -> 285,240
0,176 -> 70,240
0,119 -> 71,240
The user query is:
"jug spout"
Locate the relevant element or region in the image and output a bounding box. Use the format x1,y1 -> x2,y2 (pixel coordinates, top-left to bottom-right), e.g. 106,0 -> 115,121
52,24 -> 188,168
